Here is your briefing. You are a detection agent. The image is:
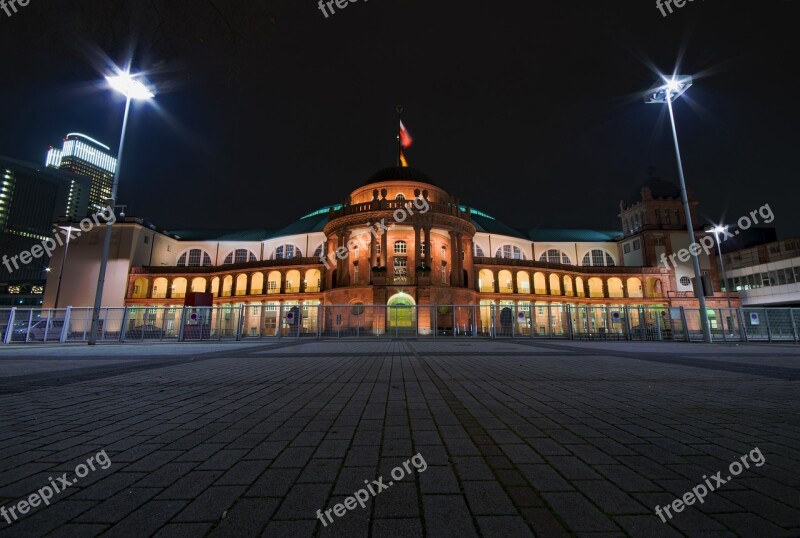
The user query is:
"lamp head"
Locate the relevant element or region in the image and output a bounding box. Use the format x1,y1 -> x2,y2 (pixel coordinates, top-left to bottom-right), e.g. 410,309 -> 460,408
105,72 -> 155,100
644,75 -> 693,104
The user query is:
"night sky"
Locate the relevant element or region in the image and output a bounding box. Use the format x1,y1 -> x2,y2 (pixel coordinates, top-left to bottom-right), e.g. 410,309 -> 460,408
1,1 -> 797,236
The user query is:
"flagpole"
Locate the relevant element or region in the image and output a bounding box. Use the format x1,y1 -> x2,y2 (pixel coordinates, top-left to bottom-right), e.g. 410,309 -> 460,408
396,104 -> 403,167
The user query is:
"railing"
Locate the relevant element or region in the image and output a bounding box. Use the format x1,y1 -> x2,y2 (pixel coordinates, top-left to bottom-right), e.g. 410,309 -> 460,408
131,257 -> 325,275
328,200 -> 471,221
2,305 -> 797,344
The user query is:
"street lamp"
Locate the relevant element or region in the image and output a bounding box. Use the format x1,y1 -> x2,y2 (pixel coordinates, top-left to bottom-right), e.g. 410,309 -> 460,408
645,75 -> 712,343
88,70 -> 154,345
708,225 -> 733,308
53,225 -> 79,309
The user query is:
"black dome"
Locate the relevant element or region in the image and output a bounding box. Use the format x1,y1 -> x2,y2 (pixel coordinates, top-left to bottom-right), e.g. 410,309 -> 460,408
363,166 -> 436,186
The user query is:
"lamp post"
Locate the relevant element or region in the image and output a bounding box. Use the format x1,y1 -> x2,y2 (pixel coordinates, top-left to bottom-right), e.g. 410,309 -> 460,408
88,71 -> 154,345
645,75 -> 712,343
709,226 -> 733,308
53,225 -> 79,309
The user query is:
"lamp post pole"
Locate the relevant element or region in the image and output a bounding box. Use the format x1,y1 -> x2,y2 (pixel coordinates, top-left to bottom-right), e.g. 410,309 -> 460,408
646,76 -> 712,343
712,228 -> 733,309
88,96 -> 130,345
87,70 -> 154,345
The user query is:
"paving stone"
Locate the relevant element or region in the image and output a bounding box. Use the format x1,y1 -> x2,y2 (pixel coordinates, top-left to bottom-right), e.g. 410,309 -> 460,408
422,495 -> 480,538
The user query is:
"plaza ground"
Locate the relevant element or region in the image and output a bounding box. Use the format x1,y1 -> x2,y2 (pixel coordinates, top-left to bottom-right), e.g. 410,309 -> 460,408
0,340 -> 798,537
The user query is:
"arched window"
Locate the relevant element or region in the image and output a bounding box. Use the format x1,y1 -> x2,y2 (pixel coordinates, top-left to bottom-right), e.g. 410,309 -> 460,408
441,245 -> 446,259
395,193 -> 406,203
394,241 -> 407,254
313,244 -> 324,258
272,244 -> 303,260
495,244 -> 524,260
474,244 -> 485,257
581,249 -> 616,267
539,249 -> 571,265
223,249 -> 257,264
177,249 -> 212,267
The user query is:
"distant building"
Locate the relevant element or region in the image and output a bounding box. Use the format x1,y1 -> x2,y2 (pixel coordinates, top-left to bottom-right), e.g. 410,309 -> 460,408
46,133 -> 116,214
0,156 -> 90,305
721,237 -> 800,306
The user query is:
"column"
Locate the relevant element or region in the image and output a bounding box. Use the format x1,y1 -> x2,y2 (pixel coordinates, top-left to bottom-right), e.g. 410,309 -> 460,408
381,227 -> 388,268
450,232 -> 458,286
336,232 -> 345,286
603,278 -> 610,299
245,273 -> 252,296
412,224 -> 421,279
370,229 -> 377,268
456,233 -> 464,287
545,274 -> 552,295
424,227 -> 432,267
164,278 -> 171,299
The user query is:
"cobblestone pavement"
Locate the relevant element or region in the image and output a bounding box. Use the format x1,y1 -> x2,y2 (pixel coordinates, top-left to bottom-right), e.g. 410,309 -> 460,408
0,340 -> 798,537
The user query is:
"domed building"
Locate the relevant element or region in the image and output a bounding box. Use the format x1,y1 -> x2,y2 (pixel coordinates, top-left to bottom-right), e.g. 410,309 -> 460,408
43,166 -> 738,338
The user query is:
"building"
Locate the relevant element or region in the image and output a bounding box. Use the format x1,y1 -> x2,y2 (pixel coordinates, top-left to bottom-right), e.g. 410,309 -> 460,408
720,237 -> 800,306
42,166 -> 738,335
46,133 -> 116,215
0,156 -> 91,305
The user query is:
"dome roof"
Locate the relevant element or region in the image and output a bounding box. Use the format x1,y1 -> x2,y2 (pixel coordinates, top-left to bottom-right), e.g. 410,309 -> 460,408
363,166 -> 436,186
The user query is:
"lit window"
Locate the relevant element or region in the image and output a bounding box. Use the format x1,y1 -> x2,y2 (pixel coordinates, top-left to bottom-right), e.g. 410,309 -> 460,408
178,249 -> 212,267
394,241 -> 407,254
539,249 -> 570,265
224,249 -> 257,264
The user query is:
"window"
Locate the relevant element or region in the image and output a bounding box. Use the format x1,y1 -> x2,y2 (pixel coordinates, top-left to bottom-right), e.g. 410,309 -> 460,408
664,209 -> 671,225
394,241 -> 407,254
420,242 -> 426,257
654,209 -> 661,225
633,239 -> 641,251
223,249 -> 257,264
441,245 -> 446,259
395,194 -> 406,203
680,276 -> 691,286
273,244 -> 302,260
654,237 -> 664,246
394,257 -> 407,279
178,249 -> 212,267
144,236 -> 149,244
474,244 -> 485,257
313,244 -> 324,258
496,244 -> 524,259
376,243 -> 381,254
581,249 -> 615,267
674,210 -> 680,225
623,243 -> 631,254
539,249 -> 570,265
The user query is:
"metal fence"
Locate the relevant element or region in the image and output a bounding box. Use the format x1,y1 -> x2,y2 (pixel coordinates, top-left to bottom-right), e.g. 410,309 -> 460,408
1,305 -> 798,344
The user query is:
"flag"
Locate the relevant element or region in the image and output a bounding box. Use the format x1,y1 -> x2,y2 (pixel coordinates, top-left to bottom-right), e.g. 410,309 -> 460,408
399,120 -> 413,148
399,149 -> 409,167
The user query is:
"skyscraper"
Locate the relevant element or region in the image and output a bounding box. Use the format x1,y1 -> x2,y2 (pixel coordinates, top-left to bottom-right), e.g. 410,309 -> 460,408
0,156 -> 90,304
46,133 -> 116,214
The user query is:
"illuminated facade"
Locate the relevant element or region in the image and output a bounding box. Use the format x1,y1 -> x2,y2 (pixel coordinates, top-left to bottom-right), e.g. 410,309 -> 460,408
43,166 -> 739,333
46,133 -> 116,215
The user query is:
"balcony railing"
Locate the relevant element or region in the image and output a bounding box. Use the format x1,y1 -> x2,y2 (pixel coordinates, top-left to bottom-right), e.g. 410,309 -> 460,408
328,199 -> 471,222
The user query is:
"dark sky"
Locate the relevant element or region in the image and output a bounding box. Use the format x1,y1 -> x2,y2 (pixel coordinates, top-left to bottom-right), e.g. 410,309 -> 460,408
1,0 -> 797,236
